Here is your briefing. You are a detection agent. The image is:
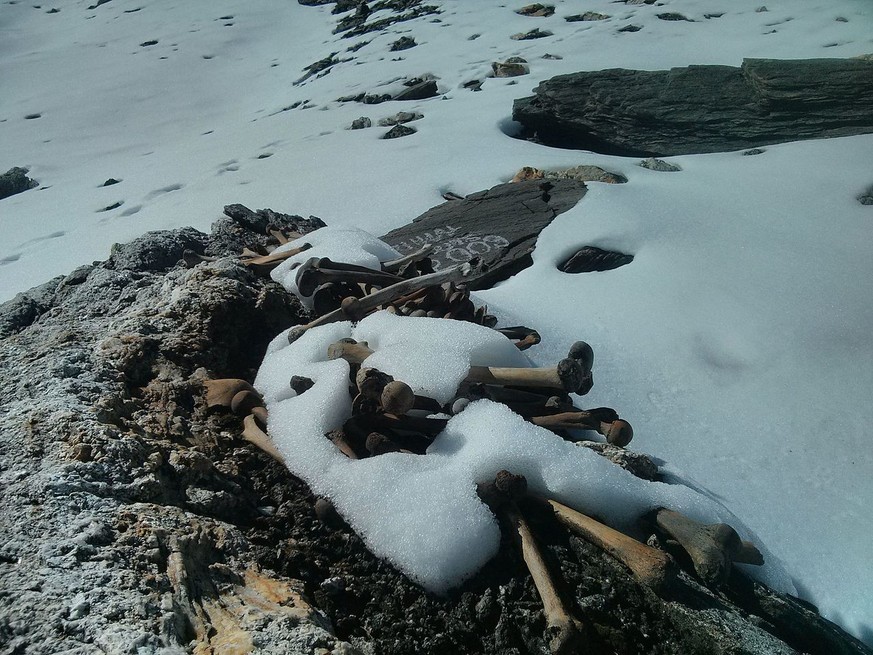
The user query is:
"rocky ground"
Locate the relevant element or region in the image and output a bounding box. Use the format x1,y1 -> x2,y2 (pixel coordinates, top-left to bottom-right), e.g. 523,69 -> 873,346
1,204 -> 870,655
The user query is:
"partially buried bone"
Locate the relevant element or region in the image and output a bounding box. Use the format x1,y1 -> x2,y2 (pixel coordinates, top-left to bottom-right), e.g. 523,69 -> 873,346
328,340 -> 590,394
652,508 -> 763,587
478,471 -> 586,655
287,262 -> 472,343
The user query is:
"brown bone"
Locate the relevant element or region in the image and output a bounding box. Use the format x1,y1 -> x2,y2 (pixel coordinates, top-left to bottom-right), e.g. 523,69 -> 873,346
204,379 -> 256,408
652,508 -> 763,587
479,472 -> 585,655
287,262 -> 472,343
295,257 -> 404,297
242,415 -> 285,464
381,244 -> 435,272
240,242 -> 313,273
531,412 -> 633,447
328,340 -> 588,394
496,325 -> 542,351
544,498 -> 674,591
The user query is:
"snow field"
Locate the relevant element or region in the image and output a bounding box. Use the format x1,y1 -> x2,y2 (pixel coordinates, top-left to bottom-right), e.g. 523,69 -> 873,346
2,0 -> 872,641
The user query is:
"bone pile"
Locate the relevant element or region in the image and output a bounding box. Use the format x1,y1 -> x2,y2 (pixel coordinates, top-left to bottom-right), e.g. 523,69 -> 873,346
205,223 -> 767,654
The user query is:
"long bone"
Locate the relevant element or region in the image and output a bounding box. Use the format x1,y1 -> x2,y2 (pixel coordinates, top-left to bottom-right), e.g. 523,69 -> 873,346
540,498 -> 674,592
381,244 -> 435,272
478,471 -> 586,655
242,415 -> 285,464
651,508 -> 763,587
456,384 -> 574,418
531,412 -> 634,447
327,340 -> 589,394
287,262 -> 472,343
295,257 -> 404,297
240,242 -> 313,273
496,325 -> 542,351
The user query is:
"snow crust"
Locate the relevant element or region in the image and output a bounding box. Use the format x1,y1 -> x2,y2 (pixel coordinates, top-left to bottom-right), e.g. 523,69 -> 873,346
2,0 -> 872,641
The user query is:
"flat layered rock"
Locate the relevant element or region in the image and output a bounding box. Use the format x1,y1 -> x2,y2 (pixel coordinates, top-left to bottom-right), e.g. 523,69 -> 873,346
381,179 -> 587,289
512,58 -> 873,155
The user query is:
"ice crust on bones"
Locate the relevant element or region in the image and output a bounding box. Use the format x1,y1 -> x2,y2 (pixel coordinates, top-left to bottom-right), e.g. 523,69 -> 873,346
255,230 -> 794,594
270,225 -> 401,309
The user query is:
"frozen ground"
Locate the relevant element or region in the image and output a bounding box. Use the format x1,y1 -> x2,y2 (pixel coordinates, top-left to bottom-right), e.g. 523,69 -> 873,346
1,0 -> 871,643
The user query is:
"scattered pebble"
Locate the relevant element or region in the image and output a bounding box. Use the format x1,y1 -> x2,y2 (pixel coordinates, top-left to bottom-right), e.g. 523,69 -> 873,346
390,36 -> 416,51
511,27 -> 553,40
639,157 -> 681,172
516,3 -> 555,17
492,59 -> 529,77
565,12 -> 609,22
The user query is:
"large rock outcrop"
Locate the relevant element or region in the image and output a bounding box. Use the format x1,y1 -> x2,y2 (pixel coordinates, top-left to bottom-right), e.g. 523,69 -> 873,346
512,58 -> 873,156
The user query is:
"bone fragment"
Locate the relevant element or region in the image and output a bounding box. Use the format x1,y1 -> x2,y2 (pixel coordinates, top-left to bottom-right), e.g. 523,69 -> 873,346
381,380 -> 415,416
496,325 -> 542,350
230,389 -> 264,416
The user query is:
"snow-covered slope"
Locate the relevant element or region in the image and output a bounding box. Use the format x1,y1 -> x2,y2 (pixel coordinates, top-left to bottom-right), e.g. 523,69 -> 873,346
1,0 -> 871,643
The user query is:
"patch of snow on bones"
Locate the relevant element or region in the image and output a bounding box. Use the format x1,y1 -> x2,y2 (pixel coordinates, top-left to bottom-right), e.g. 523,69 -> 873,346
256,230 -> 794,594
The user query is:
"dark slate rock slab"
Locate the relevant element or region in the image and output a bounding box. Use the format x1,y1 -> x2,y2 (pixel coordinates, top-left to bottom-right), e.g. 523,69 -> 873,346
380,179 -> 586,289
512,58 -> 873,156
559,246 -> 634,273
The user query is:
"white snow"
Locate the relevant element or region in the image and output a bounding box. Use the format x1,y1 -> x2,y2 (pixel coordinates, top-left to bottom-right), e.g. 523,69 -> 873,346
1,0 -> 872,642
256,305 -> 793,594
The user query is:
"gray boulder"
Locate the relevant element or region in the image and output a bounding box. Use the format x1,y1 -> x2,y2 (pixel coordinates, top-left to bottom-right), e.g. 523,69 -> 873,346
0,166 -> 38,200
512,58 -> 873,155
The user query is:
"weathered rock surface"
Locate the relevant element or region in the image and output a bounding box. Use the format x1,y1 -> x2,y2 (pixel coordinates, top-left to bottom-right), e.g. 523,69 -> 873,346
2,202 -> 871,654
513,58 -> 873,155
380,179 -> 587,289
0,167 -> 39,200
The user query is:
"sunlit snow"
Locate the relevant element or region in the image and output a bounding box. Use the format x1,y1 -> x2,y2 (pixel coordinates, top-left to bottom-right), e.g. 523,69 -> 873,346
1,0 -> 871,642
